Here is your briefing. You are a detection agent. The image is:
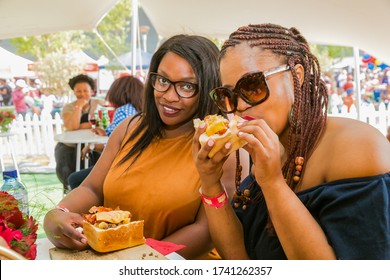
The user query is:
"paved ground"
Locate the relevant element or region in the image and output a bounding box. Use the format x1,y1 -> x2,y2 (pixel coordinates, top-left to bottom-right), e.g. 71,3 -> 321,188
2,154 -> 55,174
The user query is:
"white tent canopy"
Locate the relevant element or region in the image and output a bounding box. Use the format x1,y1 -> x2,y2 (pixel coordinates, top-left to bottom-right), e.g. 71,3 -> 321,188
0,0 -> 120,39
0,47 -> 34,78
140,0 -> 390,64
0,1 -> 388,67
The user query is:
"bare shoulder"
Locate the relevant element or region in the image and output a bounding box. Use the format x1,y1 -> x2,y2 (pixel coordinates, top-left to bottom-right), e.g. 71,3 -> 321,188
321,117 -> 390,181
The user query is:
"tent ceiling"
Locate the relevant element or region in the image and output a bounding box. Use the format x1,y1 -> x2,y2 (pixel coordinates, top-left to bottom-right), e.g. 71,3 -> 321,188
0,0 -> 120,39
140,0 -> 390,63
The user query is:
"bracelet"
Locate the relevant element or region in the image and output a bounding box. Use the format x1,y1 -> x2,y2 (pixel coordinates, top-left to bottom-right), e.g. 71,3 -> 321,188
199,186 -> 228,209
55,205 -> 70,213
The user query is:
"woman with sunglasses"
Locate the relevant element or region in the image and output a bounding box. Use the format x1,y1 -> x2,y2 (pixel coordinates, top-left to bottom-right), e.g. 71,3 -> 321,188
193,23 -> 390,259
44,34 -> 248,259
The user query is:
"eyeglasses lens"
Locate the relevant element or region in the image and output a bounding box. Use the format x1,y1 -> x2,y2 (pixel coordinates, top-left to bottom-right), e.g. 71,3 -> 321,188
211,73 -> 268,113
211,88 -> 235,113
238,73 -> 268,103
150,74 -> 167,92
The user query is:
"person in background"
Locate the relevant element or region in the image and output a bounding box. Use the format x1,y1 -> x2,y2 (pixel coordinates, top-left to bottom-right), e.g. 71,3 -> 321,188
193,23 -> 390,259
0,78 -> 13,106
40,88 -> 58,116
24,78 -> 42,115
67,75 -> 144,189
54,74 -> 104,191
44,34 -> 249,260
11,79 -> 28,117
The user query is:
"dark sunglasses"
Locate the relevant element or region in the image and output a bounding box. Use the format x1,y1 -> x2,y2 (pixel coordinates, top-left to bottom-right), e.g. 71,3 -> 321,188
209,64 -> 290,113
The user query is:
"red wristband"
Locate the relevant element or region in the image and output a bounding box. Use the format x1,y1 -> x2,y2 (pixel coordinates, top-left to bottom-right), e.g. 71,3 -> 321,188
55,205 -> 70,212
199,187 -> 228,209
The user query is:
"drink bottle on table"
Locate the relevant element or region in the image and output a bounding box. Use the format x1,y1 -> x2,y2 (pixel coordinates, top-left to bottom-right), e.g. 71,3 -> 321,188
1,170 -> 29,215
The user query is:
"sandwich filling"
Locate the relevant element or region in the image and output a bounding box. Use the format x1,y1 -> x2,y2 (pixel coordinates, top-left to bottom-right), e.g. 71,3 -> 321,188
83,206 -> 131,230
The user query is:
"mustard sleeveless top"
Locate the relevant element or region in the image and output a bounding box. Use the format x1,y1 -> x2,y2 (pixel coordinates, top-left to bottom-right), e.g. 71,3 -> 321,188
103,127 -> 201,240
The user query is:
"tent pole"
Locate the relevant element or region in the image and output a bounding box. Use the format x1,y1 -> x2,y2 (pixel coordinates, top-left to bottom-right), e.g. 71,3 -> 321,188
353,47 -> 361,121
93,29 -> 128,71
131,0 -> 139,75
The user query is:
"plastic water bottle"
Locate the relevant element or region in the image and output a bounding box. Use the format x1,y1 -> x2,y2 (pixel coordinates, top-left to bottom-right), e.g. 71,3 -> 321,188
1,170 -> 29,215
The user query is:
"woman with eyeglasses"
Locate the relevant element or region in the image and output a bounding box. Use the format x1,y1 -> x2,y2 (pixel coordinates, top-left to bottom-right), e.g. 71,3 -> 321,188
193,23 -> 390,259
44,34 -> 249,259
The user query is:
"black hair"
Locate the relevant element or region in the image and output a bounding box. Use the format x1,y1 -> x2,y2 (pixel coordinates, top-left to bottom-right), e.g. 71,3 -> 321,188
105,75 -> 144,112
68,74 -> 95,91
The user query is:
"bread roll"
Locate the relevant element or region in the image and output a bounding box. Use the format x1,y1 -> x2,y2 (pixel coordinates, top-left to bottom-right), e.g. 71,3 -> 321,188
83,220 -> 145,253
194,114 -> 247,158
82,206 -> 145,253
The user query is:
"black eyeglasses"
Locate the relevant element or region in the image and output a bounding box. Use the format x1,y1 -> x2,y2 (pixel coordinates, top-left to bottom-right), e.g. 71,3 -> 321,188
209,64 -> 290,113
149,72 -> 199,98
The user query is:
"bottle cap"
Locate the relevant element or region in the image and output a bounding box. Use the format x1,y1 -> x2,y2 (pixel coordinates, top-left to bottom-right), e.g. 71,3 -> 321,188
3,170 -> 18,179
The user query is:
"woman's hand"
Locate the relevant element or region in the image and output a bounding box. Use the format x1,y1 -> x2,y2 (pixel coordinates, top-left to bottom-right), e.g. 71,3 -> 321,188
237,119 -> 285,188
43,209 -> 88,250
91,127 -> 106,136
75,98 -> 89,110
192,122 -> 231,194
81,144 -> 93,160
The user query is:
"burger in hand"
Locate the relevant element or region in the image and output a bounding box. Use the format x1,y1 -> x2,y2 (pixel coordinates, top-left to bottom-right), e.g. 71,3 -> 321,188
193,114 -> 247,158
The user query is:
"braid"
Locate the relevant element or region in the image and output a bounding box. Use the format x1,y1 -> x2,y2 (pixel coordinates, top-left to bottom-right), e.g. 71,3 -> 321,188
222,23 -> 328,191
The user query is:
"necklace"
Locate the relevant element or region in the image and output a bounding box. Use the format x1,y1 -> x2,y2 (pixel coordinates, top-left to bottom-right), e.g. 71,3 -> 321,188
233,150 -> 251,210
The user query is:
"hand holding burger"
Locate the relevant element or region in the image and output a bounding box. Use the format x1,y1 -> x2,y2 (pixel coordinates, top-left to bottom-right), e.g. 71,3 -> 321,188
193,114 -> 247,158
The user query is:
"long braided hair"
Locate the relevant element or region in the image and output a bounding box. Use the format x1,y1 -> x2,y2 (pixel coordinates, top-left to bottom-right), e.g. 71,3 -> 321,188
221,23 -> 328,191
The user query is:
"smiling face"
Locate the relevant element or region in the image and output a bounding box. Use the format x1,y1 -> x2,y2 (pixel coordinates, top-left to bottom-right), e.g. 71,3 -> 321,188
220,43 -> 296,138
153,52 -> 200,135
73,82 -> 94,101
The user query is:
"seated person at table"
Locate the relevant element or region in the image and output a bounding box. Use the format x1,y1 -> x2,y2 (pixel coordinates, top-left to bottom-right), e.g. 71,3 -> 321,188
44,34 -> 249,259
193,23 -> 390,259
54,74 -> 104,191
67,75 -> 144,189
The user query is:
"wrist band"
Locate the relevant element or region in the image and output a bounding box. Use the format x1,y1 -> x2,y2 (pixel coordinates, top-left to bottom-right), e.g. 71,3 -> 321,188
199,187 -> 228,209
55,205 -> 70,213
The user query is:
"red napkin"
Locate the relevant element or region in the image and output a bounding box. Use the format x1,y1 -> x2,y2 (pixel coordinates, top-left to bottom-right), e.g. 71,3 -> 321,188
145,238 -> 186,256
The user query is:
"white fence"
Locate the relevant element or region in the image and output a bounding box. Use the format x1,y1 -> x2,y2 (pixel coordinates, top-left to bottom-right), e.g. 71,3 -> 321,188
1,102 -> 389,166
330,102 -> 390,136
1,112 -> 63,168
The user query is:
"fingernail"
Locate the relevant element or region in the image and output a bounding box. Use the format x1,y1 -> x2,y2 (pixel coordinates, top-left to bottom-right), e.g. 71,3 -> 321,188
225,142 -> 232,149
243,115 -> 255,120
207,139 -> 214,147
